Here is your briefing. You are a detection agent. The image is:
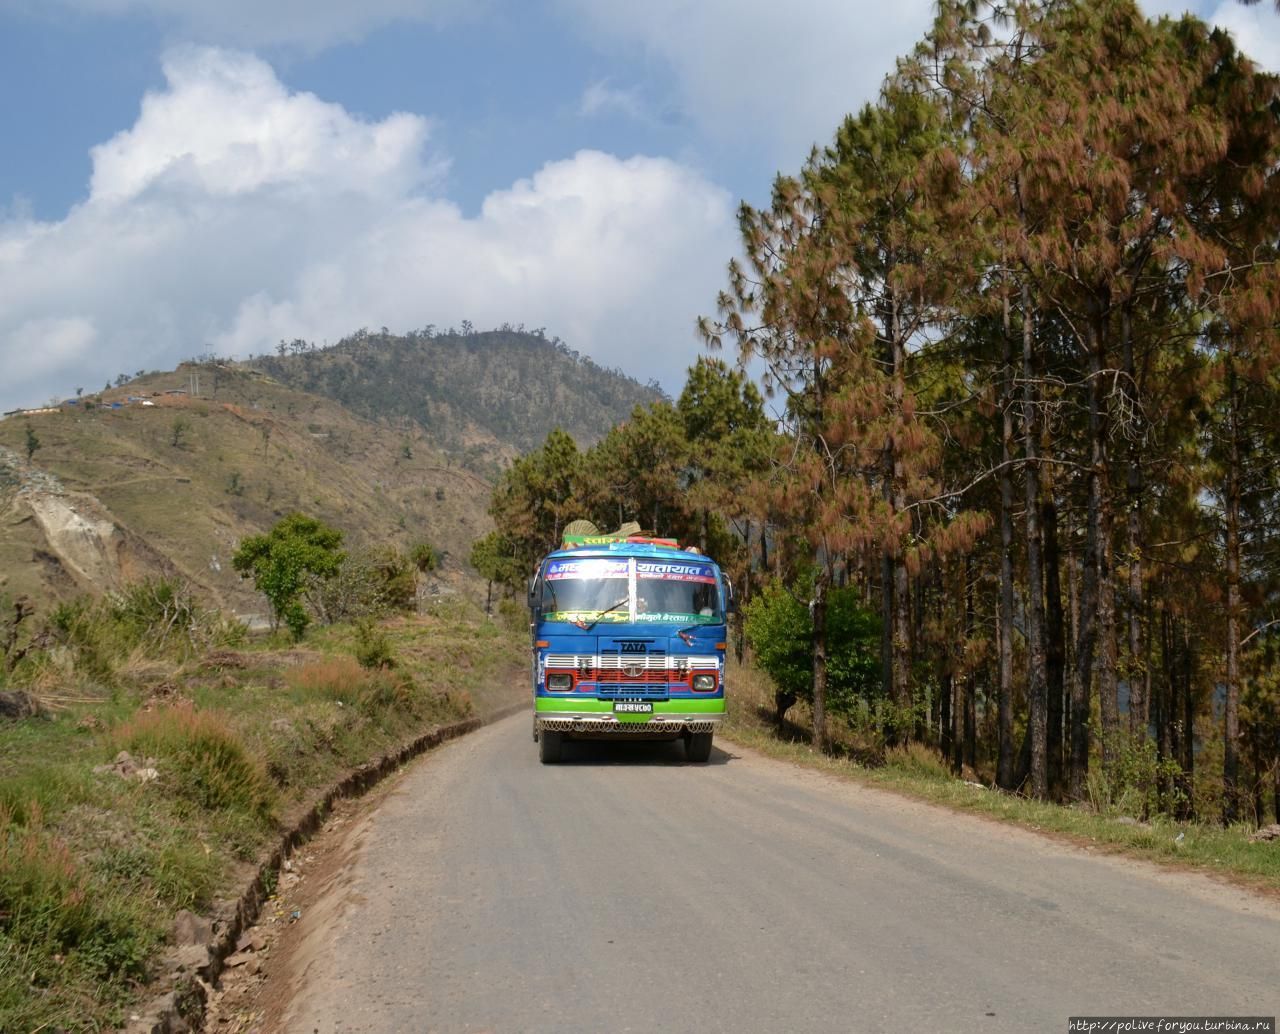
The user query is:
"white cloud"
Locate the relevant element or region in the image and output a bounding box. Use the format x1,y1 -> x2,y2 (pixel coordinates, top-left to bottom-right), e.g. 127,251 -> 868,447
89,47 -> 439,202
0,48 -> 737,410
1203,2 -> 1280,71
556,0 -> 936,168
2,0 -> 479,50
5,318 -> 98,392
1138,2 -> 1280,71
579,80 -> 649,122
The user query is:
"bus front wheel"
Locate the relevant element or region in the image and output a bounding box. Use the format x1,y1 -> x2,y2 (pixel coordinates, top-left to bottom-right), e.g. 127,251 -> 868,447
539,729 -> 564,764
685,731 -> 713,763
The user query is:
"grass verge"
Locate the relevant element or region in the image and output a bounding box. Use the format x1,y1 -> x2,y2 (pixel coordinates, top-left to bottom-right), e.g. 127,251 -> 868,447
0,599 -> 528,1032
722,656 -> 1280,895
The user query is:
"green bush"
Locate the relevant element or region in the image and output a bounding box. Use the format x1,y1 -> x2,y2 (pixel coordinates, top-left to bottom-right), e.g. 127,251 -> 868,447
1087,730 -> 1187,818
410,542 -> 440,573
233,513 -> 345,638
353,618 -> 396,670
743,576 -> 881,722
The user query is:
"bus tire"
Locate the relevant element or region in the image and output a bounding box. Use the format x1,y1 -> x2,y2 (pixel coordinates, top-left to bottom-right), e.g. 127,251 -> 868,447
539,729 -> 564,764
685,731 -> 713,763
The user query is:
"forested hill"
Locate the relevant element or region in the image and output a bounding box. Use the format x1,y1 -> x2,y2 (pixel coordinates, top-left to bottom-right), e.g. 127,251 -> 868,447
246,327 -> 665,461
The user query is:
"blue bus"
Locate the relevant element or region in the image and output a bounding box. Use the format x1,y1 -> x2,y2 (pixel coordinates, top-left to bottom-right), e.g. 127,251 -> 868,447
528,534 -> 731,763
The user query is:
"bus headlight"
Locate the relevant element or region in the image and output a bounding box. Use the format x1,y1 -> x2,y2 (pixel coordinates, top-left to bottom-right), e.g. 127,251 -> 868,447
546,673 -> 573,692
692,674 -> 716,692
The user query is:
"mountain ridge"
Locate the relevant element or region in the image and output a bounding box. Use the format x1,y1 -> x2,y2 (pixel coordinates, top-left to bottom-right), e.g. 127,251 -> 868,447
0,330 -> 662,614
244,326 -> 667,472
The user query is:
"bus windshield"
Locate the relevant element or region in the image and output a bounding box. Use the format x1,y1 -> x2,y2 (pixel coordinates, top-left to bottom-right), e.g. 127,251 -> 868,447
540,556 -> 722,625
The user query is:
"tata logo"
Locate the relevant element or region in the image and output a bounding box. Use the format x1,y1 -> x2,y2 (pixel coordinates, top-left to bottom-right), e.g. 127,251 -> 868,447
622,663 -> 643,678
619,642 -> 647,653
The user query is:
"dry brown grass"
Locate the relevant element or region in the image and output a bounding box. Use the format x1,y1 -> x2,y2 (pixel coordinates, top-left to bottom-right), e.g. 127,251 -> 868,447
114,703 -> 275,819
285,655 -> 366,699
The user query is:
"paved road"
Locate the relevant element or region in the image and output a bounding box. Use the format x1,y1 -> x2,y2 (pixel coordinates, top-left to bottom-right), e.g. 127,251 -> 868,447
277,715 -> 1280,1034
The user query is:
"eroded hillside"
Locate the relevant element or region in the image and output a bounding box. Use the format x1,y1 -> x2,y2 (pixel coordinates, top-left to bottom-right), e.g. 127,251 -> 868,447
0,367 -> 494,615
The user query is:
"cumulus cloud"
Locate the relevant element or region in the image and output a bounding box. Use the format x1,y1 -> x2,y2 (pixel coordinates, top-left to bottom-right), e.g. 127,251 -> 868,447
556,0 -> 936,168
89,47 -> 440,202
2,0 -> 479,50
0,47 -> 737,410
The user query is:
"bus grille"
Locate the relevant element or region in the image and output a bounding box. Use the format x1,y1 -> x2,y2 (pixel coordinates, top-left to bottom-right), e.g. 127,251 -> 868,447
595,684 -> 670,700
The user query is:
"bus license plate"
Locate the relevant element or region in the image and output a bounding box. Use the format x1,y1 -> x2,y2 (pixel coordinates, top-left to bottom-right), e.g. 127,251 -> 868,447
614,701 -> 653,714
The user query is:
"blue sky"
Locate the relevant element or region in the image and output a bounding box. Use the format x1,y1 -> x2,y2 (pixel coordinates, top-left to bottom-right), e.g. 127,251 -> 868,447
1,0 -> 1276,410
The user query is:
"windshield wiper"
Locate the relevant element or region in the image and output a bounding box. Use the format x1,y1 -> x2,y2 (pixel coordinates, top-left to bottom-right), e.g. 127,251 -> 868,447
674,623 -> 700,647
576,597 -> 629,632
674,616 -> 721,645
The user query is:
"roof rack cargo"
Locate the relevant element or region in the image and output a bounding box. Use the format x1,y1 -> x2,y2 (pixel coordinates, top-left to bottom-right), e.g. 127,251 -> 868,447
561,533 -> 681,549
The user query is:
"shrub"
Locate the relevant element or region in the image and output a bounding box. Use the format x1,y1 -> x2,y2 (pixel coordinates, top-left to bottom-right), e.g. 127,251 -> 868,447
743,577 -> 881,724
885,741 -> 952,782
108,577 -> 231,656
305,547 -> 416,624
410,542 -> 440,573
1087,730 -> 1187,818
114,706 -> 275,820
353,618 -> 395,670
40,581 -> 245,684
356,668 -> 417,713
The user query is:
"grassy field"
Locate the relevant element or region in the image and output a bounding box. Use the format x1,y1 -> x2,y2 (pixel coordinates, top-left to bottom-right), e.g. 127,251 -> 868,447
722,656 -> 1280,895
0,600 -> 528,1032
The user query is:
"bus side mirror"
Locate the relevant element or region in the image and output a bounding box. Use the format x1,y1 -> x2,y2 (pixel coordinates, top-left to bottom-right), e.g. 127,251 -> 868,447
527,576 -> 540,615
725,578 -> 737,615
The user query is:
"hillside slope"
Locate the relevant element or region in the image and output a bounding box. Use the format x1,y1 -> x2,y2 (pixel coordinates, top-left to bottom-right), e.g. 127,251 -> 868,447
246,327 -> 666,468
0,367 -> 494,616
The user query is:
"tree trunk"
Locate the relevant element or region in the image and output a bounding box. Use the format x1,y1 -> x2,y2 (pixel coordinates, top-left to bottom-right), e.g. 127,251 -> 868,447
1273,755 -> 1279,825
1022,285 -> 1049,799
941,669 -> 954,766
1122,306 -> 1148,740
1158,604 -> 1174,810
964,555 -> 977,771
890,293 -> 912,743
1098,490 -> 1119,761
893,552 -> 912,742
1070,321 -> 1105,801
812,565 -> 830,753
774,689 -> 797,730
1093,313 -> 1119,769
997,293 -> 1016,789
936,564 -> 949,754
1181,620 -> 1196,821
1224,365 -> 1242,825
915,566 -> 928,744
881,547 -> 894,711
1042,460 -> 1066,797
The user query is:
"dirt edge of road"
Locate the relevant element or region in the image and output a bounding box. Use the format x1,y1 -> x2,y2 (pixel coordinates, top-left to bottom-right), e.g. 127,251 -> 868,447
126,701 -> 529,1034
